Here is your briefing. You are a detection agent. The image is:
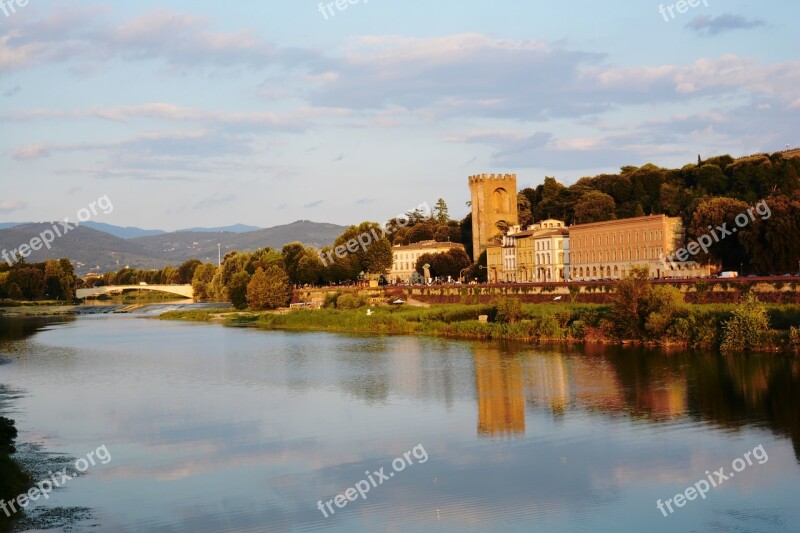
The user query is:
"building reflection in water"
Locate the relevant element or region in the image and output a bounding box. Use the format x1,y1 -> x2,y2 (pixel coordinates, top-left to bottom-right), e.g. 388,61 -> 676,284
473,344 -> 526,437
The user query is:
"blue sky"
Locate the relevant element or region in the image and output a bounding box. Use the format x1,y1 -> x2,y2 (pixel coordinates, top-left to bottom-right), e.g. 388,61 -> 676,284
1,0 -> 798,230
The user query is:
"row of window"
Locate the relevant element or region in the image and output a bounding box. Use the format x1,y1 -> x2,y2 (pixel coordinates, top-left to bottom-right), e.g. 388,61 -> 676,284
573,246 -> 663,263
573,229 -> 663,248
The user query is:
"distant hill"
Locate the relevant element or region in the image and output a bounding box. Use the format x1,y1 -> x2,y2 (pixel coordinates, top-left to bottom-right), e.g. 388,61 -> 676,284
0,222 -> 22,230
131,220 -> 346,264
82,221 -> 165,239
177,224 -> 262,234
0,220 -> 346,274
0,223 -> 164,273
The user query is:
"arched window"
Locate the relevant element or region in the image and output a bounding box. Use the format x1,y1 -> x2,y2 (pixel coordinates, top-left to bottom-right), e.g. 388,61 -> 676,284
492,188 -> 509,211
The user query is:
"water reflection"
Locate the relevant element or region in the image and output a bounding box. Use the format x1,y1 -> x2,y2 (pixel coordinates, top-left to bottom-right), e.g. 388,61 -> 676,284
476,341 -> 800,462
1,317 -> 799,532
473,344 -> 526,436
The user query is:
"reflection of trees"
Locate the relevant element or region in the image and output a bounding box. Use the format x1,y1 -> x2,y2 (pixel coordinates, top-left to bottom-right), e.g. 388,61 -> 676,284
689,355 -> 800,462
604,345 -> 800,462
601,346 -> 688,421
0,317 -> 73,352
473,343 -> 526,437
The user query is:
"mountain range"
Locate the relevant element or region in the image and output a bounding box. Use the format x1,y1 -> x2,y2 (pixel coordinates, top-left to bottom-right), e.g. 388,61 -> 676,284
0,220 -> 346,275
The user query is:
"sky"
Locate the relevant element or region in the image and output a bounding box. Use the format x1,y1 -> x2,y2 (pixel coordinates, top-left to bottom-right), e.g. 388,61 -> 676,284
1,0 -> 798,231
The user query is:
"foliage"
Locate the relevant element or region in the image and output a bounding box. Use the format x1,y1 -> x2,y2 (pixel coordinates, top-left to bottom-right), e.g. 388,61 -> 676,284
335,293 -> 368,309
721,293 -> 771,352
414,248 -> 472,279
191,263 -> 217,300
494,297 -> 523,324
229,271 -> 251,310
246,266 -> 292,310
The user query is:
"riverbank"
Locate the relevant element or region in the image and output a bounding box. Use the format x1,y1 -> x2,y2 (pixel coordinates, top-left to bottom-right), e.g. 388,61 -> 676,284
160,302 -> 800,353
0,408 -> 30,531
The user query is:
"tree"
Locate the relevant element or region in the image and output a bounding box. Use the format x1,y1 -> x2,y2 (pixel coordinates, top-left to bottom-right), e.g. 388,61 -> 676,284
177,259 -> 202,284
191,263 -> 217,300
739,194 -> 800,274
434,198 -> 449,223
229,271 -> 251,310
688,197 -> 750,269
282,242 -> 307,283
721,293 -> 770,352
608,265 -> 652,340
246,266 -> 292,310
574,191 -> 616,224
517,193 -> 533,227
296,251 -> 324,285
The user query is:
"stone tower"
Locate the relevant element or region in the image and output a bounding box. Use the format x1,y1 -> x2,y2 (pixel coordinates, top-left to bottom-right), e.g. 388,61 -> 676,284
469,173 -> 518,261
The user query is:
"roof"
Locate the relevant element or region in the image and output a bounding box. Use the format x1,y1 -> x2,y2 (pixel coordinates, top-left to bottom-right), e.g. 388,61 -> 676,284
392,240 -> 465,251
569,214 -> 674,231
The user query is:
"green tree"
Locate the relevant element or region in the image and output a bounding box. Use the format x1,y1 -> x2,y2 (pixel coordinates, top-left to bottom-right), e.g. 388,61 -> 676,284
495,297 -> 523,324
177,259 -> 202,284
688,197 -> 750,269
434,198 -> 450,223
574,191 -> 616,224
721,293 -> 770,352
281,242 -> 307,283
517,193 -> 533,227
246,266 -> 292,310
191,263 -> 217,300
608,265 -> 652,340
229,271 -> 251,310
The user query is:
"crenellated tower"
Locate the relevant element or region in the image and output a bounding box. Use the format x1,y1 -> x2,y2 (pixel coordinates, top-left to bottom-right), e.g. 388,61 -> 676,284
469,173 -> 518,262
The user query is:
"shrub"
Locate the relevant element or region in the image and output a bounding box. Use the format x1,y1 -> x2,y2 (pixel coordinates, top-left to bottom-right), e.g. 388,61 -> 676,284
790,326 -> 800,349
569,320 -> 586,339
721,293 -> 771,352
335,293 -> 367,309
494,297 -> 523,324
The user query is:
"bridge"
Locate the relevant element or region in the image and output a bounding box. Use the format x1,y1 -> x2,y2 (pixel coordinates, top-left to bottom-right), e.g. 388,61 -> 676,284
76,284 -> 194,299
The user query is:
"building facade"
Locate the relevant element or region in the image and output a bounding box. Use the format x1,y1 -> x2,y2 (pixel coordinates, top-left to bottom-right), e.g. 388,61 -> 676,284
468,173 -> 518,262
390,240 -> 466,283
569,214 -> 709,280
489,220 -> 570,282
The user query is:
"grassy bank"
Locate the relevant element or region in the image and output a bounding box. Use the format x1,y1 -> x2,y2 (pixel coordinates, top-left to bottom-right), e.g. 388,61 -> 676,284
161,302 -> 800,352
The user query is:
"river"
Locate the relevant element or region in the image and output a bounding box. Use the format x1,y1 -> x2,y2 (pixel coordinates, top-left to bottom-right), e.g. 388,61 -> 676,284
0,312 -> 799,532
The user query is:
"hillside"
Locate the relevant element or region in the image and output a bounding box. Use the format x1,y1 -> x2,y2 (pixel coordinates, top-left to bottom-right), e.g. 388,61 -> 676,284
130,220 -> 346,264
0,224 -> 163,273
0,220 -> 346,275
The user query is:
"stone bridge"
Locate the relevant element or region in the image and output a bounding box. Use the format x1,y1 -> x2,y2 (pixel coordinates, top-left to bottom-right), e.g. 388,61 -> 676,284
76,284 -> 194,299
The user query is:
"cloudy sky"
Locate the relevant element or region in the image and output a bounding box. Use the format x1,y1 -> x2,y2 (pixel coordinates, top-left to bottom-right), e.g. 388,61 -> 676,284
1,0 -> 798,230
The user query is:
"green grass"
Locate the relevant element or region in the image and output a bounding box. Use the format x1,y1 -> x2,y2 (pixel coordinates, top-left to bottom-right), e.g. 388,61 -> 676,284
159,308 -> 232,322
160,301 -> 800,352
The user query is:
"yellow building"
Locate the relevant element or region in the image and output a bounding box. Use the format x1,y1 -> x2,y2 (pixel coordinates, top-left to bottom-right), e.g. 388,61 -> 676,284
390,240 -> 466,283
469,173 -> 518,262
486,244 -> 503,283
569,214 -> 708,280
492,219 -> 570,282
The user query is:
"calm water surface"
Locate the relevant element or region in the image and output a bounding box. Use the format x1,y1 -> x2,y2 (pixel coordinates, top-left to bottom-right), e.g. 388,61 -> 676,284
1,314 -> 799,532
